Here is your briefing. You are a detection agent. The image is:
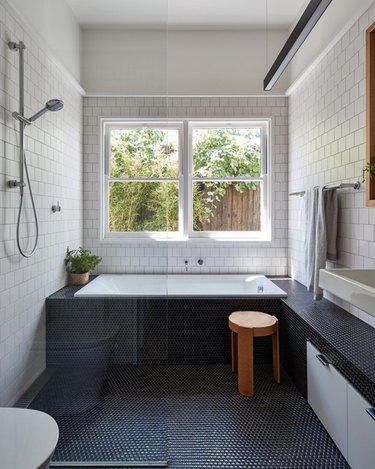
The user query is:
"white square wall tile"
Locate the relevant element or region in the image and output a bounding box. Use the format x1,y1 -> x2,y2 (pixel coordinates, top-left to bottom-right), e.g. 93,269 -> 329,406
83,95 -> 288,275
0,3 -> 83,405
288,2 -> 375,317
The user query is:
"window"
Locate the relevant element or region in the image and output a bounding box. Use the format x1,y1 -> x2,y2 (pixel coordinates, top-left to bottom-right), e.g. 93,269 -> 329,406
102,122 -> 183,238
101,120 -> 270,241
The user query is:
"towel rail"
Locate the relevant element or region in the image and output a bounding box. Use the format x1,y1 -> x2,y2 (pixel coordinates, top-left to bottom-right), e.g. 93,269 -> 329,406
289,182 -> 360,197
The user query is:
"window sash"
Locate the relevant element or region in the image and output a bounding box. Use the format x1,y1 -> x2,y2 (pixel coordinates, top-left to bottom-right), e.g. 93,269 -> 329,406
187,121 -> 269,239
105,122 -> 184,178
103,121 -> 184,238
188,121 -> 268,179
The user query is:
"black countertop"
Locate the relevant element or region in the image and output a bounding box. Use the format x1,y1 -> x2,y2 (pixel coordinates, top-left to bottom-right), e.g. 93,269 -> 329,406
274,279 -> 375,383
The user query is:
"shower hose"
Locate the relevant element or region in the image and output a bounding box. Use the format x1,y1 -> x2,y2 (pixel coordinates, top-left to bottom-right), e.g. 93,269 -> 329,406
16,150 -> 39,258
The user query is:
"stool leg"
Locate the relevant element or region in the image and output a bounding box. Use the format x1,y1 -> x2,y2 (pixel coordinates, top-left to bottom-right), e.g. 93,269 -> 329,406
272,325 -> 280,384
237,329 -> 254,397
231,331 -> 238,373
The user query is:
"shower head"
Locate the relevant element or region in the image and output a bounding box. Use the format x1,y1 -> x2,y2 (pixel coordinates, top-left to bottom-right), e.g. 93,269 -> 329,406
28,99 -> 64,122
46,99 -> 64,112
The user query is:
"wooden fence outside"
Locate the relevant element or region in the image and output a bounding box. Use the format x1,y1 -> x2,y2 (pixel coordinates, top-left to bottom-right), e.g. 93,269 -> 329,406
201,185 -> 261,231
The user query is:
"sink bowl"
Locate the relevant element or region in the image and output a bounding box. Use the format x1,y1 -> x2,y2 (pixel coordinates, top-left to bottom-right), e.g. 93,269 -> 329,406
319,269 -> 375,316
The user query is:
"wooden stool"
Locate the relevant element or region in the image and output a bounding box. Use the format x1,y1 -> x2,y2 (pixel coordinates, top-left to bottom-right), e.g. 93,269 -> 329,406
229,311 -> 280,397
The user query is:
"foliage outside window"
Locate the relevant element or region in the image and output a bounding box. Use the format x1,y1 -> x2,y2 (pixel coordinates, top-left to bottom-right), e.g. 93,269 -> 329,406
109,127 -> 180,233
191,126 -> 262,233
102,120 -> 269,240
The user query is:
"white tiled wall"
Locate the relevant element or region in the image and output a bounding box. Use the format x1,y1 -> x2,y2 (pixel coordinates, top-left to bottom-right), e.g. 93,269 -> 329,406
83,96 -> 288,275
288,4 -> 375,327
0,3 -> 83,405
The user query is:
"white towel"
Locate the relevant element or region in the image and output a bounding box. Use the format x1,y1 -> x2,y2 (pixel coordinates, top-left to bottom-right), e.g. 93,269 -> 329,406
304,187 -> 327,300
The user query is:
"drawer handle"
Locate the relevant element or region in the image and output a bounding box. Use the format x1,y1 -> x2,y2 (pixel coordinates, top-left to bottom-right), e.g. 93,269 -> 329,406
316,354 -> 331,366
366,408 -> 375,421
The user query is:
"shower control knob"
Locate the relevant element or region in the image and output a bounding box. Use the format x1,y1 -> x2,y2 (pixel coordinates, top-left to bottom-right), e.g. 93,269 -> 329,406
52,201 -> 61,213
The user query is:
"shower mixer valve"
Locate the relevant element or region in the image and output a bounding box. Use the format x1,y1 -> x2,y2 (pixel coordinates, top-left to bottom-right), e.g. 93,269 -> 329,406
52,202 -> 61,213
8,41 -> 26,50
8,180 -> 26,189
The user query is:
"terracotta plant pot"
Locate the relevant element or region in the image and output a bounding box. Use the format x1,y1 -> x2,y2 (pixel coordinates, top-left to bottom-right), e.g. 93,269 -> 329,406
69,272 -> 90,285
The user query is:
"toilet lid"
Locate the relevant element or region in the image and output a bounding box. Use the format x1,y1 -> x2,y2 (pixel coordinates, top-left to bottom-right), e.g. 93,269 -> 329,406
0,408 -> 59,469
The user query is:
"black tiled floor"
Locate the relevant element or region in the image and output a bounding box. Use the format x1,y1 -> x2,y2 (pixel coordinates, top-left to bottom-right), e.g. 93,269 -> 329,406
30,364 -> 348,469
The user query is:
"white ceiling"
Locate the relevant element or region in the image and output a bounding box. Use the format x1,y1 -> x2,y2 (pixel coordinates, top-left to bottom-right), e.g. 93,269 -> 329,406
65,0 -> 307,29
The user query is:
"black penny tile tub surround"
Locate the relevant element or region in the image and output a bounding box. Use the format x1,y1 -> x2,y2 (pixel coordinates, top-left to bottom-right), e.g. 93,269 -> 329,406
45,277 -> 375,406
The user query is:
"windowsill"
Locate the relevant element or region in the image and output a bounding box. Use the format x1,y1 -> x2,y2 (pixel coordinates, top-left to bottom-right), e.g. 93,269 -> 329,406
99,235 -> 272,244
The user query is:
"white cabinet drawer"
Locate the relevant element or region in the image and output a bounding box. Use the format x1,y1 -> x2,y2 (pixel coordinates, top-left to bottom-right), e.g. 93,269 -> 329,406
307,341 -> 348,459
348,383 -> 375,469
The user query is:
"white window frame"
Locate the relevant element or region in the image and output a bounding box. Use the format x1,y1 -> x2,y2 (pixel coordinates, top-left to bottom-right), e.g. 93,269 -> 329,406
100,119 -> 184,240
100,118 -> 271,242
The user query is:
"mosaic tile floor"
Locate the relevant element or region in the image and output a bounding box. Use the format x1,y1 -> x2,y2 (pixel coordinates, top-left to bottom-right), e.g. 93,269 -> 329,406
30,365 -> 348,469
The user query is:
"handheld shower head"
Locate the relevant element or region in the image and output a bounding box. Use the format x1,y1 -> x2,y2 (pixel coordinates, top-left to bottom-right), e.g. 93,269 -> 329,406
28,99 -> 64,122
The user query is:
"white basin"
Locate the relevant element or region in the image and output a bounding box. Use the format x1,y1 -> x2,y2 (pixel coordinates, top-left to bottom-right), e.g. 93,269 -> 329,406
319,269 -> 375,316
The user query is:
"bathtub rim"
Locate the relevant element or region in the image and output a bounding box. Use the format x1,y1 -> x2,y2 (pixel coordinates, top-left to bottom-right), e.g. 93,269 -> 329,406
73,274 -> 288,298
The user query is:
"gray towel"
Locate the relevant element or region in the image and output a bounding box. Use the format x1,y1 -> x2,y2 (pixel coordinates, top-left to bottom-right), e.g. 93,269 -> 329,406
304,187 -> 328,300
325,190 -> 338,261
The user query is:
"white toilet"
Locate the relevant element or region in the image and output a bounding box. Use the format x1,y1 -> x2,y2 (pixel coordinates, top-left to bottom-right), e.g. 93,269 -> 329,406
0,408 -> 59,469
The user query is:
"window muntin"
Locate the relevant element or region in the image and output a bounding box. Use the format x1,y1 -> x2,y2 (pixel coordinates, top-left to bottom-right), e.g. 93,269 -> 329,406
102,120 -> 269,240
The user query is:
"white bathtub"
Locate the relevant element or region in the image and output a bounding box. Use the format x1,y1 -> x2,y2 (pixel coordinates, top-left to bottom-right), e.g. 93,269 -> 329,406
74,274 -> 287,298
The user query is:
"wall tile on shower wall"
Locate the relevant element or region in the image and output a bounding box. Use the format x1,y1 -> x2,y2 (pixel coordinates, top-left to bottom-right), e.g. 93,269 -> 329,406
83,96 -> 288,275
288,6 -> 375,326
0,3 -> 83,405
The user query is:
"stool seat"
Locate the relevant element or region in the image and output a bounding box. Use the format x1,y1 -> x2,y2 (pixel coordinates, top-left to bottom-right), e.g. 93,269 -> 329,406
229,311 -> 280,397
229,311 -> 277,334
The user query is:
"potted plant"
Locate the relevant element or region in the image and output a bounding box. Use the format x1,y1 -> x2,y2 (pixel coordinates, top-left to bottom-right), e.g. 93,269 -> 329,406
64,247 -> 102,285
362,162 -> 375,183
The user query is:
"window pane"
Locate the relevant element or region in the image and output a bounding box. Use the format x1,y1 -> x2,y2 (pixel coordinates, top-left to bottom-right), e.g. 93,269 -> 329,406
109,182 -> 179,232
192,182 -> 261,232
111,128 -> 179,178
192,128 -> 261,178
